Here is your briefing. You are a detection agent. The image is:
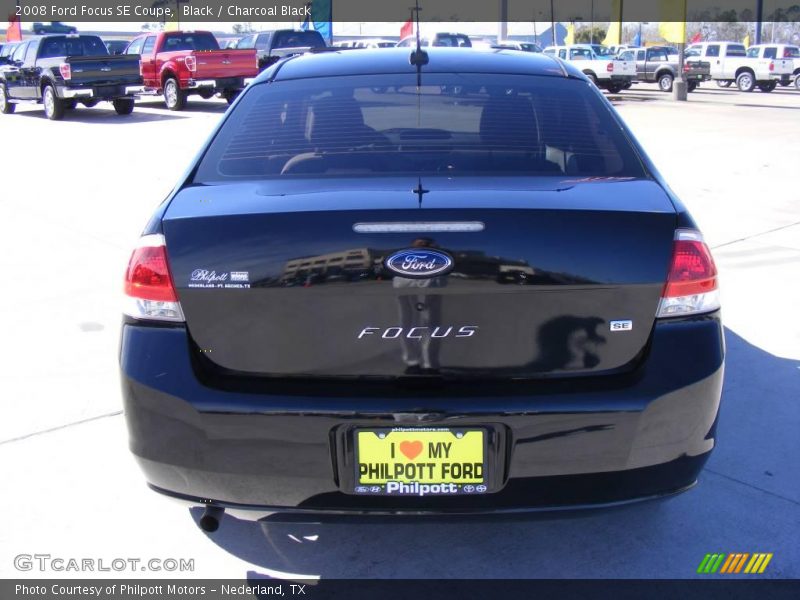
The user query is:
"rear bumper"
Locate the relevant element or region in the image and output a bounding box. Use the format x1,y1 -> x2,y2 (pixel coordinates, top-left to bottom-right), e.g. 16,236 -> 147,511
60,84 -> 144,99
120,312 -> 724,515
185,76 -> 248,91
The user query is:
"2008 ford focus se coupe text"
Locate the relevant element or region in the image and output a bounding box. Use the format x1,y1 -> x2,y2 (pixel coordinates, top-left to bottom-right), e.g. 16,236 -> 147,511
120,48 -> 723,529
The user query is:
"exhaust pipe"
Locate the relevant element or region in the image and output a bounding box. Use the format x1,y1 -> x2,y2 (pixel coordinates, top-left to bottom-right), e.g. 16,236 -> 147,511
199,505 -> 225,533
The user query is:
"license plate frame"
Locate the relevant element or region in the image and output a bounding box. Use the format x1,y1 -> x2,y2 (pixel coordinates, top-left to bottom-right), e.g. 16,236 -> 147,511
351,426 -> 490,497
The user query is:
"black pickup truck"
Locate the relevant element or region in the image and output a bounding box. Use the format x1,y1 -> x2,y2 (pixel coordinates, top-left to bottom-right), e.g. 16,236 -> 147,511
0,34 -> 144,120
236,29 -> 326,71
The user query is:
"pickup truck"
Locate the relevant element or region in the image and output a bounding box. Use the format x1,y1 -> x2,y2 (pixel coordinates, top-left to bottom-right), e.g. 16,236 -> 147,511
33,21 -> 77,35
0,42 -> 21,66
746,43 -> 800,90
236,29 -> 326,71
543,44 -> 635,92
124,30 -> 258,110
684,41 -> 793,92
0,35 -> 143,120
618,46 -> 711,92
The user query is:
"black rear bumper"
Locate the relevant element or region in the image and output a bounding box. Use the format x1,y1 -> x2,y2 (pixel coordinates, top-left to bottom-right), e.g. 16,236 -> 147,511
120,312 -> 724,514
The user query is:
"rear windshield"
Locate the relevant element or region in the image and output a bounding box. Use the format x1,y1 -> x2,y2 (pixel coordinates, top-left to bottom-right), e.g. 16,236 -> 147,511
569,48 -> 593,60
193,73 -> 646,183
38,36 -> 109,59
162,32 -> 219,52
726,44 -> 746,57
434,34 -> 472,47
784,46 -> 800,58
272,31 -> 325,49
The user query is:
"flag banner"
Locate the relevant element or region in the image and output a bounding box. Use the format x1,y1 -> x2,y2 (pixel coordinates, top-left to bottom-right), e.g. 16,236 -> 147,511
603,22 -> 621,47
1,0 -> 797,23
564,23 -> 575,46
602,0 -> 623,46
5,10 -> 21,41
400,18 -> 413,39
311,0 -> 332,43
659,22 -> 686,44
163,13 -> 179,32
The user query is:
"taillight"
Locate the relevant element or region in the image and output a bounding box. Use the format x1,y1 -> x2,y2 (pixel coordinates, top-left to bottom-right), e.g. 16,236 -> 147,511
769,61 -> 775,71
606,62 -> 614,72
657,230 -> 720,318
123,234 -> 184,322
185,55 -> 196,72
59,63 -> 71,80
683,63 -> 691,73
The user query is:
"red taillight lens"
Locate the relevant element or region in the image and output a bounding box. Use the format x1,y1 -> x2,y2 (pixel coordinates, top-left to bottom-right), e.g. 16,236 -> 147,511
125,245 -> 177,301
123,235 -> 184,322
769,61 -> 775,71
683,63 -> 691,73
657,230 -> 720,317
606,62 -> 614,72
185,55 -> 196,72
59,63 -> 71,80
663,239 -> 718,297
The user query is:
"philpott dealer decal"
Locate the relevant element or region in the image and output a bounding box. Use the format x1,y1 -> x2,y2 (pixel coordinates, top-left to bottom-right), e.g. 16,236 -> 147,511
188,269 -> 250,289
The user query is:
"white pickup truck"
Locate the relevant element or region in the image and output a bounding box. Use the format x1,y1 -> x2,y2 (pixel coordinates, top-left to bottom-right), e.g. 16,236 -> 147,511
746,43 -> 800,90
543,44 -> 636,93
684,41 -> 793,92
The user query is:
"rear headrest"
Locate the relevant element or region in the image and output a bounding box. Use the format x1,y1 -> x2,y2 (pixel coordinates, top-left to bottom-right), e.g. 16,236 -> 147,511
479,95 -> 540,151
309,95 -> 365,148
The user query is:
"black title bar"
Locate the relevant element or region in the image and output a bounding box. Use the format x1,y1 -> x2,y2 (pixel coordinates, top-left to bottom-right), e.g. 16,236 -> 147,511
2,0 -> 800,23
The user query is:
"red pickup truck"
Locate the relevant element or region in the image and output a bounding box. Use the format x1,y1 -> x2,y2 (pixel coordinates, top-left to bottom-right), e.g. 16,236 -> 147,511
125,31 -> 257,110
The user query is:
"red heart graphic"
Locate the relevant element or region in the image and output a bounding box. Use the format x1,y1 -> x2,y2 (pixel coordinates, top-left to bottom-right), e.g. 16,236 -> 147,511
399,440 -> 423,460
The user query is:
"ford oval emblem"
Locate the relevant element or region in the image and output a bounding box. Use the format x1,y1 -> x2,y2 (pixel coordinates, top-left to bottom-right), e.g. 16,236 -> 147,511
385,249 -> 454,278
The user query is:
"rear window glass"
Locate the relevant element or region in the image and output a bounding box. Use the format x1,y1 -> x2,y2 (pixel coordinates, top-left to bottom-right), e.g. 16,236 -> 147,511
726,44 -> 746,56
162,33 -> 219,52
434,35 -> 471,47
273,31 -> 325,49
38,36 -> 109,59
783,46 -> 800,58
569,48 -> 593,60
193,73 -> 646,183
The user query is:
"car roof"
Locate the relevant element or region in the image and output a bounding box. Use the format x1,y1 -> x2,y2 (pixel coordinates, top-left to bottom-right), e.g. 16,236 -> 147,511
260,47 -> 573,82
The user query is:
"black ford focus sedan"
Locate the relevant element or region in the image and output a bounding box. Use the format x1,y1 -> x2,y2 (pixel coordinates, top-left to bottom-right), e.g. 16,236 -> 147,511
120,48 -> 723,527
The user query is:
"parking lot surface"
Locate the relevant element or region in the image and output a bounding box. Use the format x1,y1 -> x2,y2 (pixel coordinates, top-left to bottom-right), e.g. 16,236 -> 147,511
1,83 -> 798,580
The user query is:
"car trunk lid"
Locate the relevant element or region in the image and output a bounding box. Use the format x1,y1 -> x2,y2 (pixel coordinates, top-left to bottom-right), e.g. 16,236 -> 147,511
162,177 -> 677,380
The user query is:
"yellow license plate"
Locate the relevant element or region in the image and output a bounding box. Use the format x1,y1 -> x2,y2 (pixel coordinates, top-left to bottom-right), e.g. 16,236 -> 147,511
355,427 -> 487,496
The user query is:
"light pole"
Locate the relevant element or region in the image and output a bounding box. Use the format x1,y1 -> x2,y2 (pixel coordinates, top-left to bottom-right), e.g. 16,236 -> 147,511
638,22 -> 649,45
